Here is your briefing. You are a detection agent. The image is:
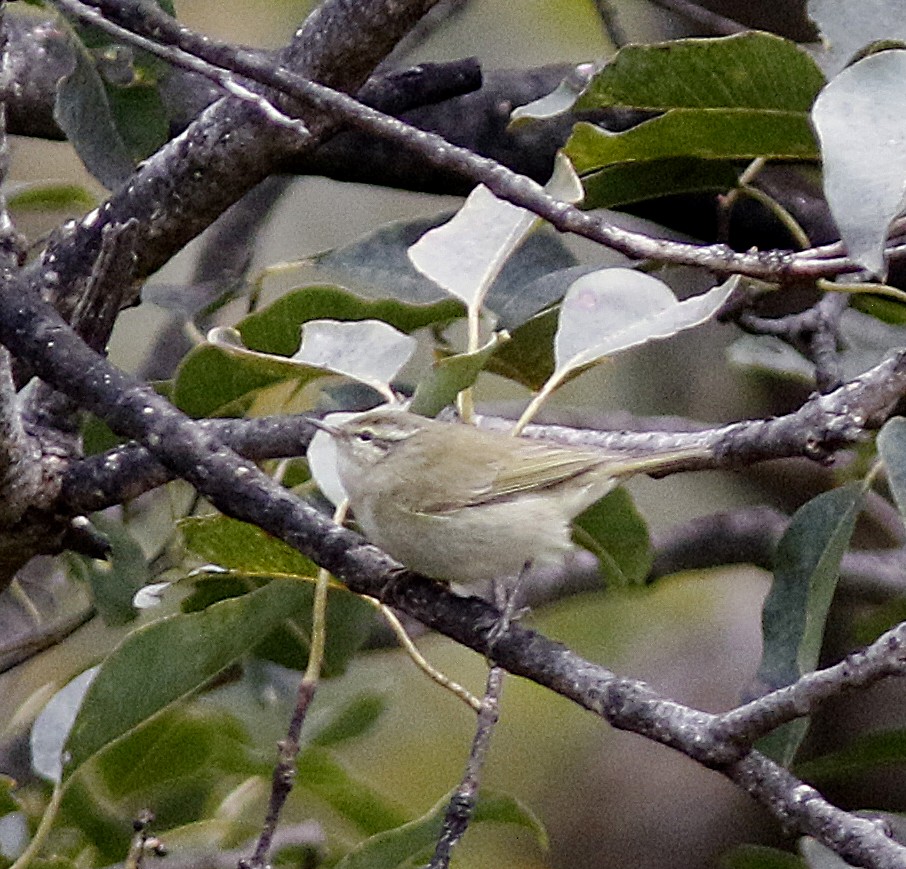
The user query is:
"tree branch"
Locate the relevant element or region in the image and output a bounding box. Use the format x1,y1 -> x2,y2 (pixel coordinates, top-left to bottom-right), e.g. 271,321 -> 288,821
2,263 -> 906,867
31,0 -> 445,324
48,0 -> 892,282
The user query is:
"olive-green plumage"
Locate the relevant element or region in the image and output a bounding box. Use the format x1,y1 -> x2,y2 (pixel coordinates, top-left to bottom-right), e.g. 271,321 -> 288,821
316,408 -> 706,584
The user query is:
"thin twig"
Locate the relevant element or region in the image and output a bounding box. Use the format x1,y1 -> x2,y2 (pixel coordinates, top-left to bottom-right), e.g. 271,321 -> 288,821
718,620 -> 906,743
244,503 -> 341,869
735,292 -> 849,392
4,272 -> 906,866
50,0 -> 881,282
61,347 -> 906,516
427,664 -> 504,869
647,0 -> 747,36
369,597 -> 482,711
428,582 -> 514,869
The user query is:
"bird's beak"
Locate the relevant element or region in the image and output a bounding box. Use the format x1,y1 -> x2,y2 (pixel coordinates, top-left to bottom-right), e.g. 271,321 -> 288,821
309,417 -> 342,438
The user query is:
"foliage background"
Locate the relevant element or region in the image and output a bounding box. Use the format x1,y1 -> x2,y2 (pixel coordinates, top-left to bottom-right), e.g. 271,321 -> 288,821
2,2 -> 887,868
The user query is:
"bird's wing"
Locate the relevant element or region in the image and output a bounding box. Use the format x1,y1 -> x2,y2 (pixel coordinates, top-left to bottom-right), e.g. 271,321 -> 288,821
478,444 -> 605,504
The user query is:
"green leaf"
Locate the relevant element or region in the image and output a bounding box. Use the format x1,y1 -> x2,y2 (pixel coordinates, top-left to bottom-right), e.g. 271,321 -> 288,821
795,728 -> 906,782
64,580 -> 315,777
755,483 -> 865,765
239,284 -> 462,357
336,791 -> 547,869
180,574 -> 262,611
255,585 -> 373,676
576,32 -> 824,113
568,33 -> 823,209
408,333 -> 507,417
572,488 -> 652,586
70,517 -> 149,626
581,157 -> 742,209
486,307 -> 557,390
300,215 -> 459,305
95,705 -> 256,799
7,183 -> 97,212
567,111 -> 817,173
80,413 -> 125,455
812,50 -> 906,276
180,573 -> 373,677
0,775 -> 21,815
180,513 -> 372,674
297,747 -> 408,835
173,280 -> 466,417
54,13 -> 170,188
172,341 -> 326,418
878,417 -> 906,521
288,214 -> 576,323
55,33 -> 135,188
851,293 -> 906,325
180,515 -> 318,578
308,694 -> 387,748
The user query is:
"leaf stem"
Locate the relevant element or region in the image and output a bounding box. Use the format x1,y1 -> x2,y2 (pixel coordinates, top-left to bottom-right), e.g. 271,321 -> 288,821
10,782 -> 62,869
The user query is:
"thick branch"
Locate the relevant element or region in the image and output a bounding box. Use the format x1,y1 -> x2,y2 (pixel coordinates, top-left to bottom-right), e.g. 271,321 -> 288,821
59,348 -> 906,516
30,0 -> 444,321
47,0 -> 879,282
3,267 -> 906,867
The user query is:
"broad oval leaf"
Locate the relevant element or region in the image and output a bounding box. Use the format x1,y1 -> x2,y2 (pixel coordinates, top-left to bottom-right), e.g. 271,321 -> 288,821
877,417 -> 906,520
172,333 -> 327,418
553,270 -> 735,377
408,332 -> 508,417
296,747 -> 409,836
294,319 -> 417,401
287,216 -> 576,317
94,705 -> 256,800
408,154 -> 582,314
31,667 -> 99,783
336,790 -> 547,869
7,182 -> 97,212
568,33 -> 823,209
174,282 -> 455,417
55,17 -> 169,189
567,110 -> 818,174
64,580 -> 315,777
509,63 -> 597,125
55,37 -> 135,189
239,283 -> 462,356
408,185 -> 537,312
180,515 -> 318,578
812,49 -> 906,276
808,0 -> 906,77
755,483 -> 865,765
576,32 -> 824,113
308,693 -> 388,748
72,516 -> 149,626
571,488 -> 652,587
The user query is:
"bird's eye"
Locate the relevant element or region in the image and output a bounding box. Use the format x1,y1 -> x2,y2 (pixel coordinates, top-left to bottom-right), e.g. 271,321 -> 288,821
355,429 -> 376,443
